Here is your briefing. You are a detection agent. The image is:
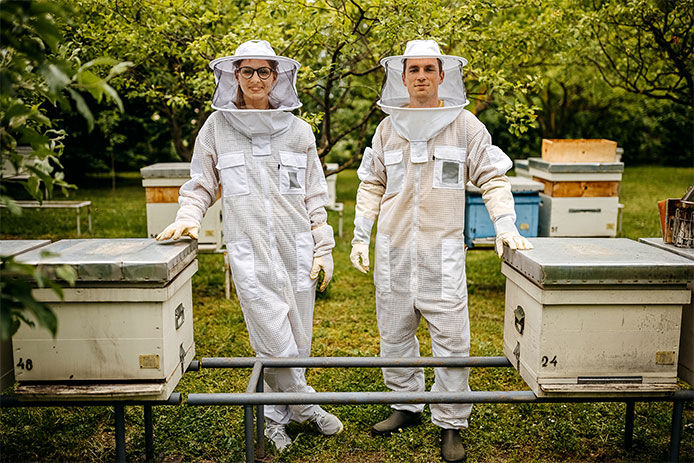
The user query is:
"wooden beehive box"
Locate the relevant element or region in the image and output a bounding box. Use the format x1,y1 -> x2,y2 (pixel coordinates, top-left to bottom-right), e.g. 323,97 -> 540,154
502,238 -> 693,397
12,239 -> 197,400
541,139 -> 617,163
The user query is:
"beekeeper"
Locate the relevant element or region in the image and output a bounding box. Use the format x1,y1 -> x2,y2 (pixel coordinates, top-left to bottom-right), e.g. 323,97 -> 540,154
157,39 -> 342,452
350,40 -> 532,463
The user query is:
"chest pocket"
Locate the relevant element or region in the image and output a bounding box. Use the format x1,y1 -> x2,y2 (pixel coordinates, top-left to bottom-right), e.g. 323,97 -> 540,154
279,151 -> 307,195
433,146 -> 466,190
217,152 -> 250,196
384,149 -> 405,195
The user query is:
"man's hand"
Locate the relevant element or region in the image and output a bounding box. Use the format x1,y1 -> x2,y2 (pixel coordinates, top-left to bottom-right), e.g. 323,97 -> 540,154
156,220 -> 200,241
350,242 -> 370,273
495,231 -> 533,258
310,255 -> 334,291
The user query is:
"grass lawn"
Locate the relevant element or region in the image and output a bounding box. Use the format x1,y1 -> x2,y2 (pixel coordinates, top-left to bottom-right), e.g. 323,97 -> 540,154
1,165 -> 693,462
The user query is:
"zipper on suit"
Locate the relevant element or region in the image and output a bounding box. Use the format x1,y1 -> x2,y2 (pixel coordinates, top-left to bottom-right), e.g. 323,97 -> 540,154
257,155 -> 283,282
411,162 -> 422,293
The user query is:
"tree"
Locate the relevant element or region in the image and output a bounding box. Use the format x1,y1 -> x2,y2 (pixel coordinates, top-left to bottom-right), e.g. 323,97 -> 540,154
0,0 -> 129,338
63,0 -> 545,171
581,0 -> 693,108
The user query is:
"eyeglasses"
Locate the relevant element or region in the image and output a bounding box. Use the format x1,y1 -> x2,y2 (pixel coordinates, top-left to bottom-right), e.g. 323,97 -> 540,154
237,66 -> 274,80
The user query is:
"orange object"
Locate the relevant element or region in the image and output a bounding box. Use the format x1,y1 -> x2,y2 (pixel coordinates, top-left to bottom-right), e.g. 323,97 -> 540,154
541,139 -> 617,163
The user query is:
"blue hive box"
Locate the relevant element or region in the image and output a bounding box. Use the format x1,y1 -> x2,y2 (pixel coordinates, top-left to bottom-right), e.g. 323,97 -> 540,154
465,176 -> 543,248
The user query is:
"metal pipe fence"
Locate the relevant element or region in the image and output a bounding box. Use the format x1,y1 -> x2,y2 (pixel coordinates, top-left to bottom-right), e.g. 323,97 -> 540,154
186,356 -> 694,463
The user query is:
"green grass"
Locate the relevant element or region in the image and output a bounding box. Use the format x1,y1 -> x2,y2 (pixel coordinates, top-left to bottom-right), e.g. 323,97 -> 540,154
1,166 -> 693,462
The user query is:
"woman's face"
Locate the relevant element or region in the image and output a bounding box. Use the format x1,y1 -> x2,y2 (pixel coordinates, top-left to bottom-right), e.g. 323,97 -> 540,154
235,59 -> 277,108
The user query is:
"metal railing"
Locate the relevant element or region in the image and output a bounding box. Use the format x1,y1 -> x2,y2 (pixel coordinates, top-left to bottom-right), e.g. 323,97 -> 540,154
186,357 -> 694,463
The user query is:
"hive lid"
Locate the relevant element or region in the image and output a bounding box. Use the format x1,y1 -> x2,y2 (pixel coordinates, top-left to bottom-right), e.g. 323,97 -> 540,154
0,240 -> 51,258
140,162 -> 191,179
528,157 -> 624,173
466,176 -> 544,194
514,159 -> 529,171
503,238 -> 694,286
638,237 -> 694,261
16,239 -> 197,284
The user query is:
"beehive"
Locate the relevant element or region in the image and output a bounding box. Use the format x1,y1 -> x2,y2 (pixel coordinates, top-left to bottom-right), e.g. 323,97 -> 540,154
528,158 -> 624,237
502,238 -> 693,397
12,239 -> 197,400
465,177 -> 543,247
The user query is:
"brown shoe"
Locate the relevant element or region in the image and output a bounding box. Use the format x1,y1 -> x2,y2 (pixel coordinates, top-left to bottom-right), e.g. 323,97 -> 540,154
440,428 -> 466,462
371,410 -> 422,436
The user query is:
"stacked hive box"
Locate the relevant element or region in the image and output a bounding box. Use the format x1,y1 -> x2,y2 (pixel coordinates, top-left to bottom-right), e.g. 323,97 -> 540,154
502,238 -> 693,397
639,237 -> 694,387
532,139 -> 623,237
0,240 -> 52,391
514,159 -> 530,178
141,162 -> 223,251
12,239 -> 197,400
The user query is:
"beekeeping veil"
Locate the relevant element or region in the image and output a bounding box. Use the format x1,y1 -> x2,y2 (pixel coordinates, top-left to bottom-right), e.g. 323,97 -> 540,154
378,40 -> 469,163
209,40 -> 302,156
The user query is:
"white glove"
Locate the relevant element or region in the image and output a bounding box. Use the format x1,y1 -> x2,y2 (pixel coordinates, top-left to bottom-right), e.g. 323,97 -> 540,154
310,254 -> 333,291
350,242 -> 370,273
156,220 -> 200,241
495,231 -> 533,258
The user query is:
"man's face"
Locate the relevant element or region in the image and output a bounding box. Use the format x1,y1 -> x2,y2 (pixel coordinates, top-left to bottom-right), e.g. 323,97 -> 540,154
401,58 -> 444,101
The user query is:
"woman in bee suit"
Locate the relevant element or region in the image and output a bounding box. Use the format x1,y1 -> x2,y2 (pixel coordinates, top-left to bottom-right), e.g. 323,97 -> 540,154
350,40 -> 532,463
157,39 -> 343,452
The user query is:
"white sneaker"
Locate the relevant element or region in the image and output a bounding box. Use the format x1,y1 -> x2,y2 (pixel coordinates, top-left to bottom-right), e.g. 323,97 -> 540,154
308,407 -> 344,436
264,419 -> 292,452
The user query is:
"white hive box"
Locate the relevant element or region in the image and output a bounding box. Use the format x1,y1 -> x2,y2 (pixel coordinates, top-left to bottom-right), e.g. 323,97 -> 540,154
502,238 -> 693,397
0,240 -> 52,391
141,162 -> 223,251
538,194 -> 620,237
12,239 -> 197,400
639,237 -> 694,387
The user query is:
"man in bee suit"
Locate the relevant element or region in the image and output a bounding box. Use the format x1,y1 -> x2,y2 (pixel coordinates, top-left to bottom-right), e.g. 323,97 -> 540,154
157,39 -> 342,452
350,40 -> 532,462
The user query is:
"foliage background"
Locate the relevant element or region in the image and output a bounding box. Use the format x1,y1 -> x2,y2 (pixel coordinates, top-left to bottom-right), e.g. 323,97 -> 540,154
45,0 -> 693,182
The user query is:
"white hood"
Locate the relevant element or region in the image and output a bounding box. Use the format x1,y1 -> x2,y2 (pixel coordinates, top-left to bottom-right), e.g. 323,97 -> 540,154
377,40 -> 469,163
209,40 -> 302,156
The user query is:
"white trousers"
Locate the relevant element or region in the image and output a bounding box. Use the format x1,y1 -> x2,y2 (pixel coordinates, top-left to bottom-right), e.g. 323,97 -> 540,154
376,289 -> 473,429
241,281 -> 319,425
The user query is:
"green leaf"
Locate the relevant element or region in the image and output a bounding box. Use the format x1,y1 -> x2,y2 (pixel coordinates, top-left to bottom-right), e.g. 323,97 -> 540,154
102,83 -> 124,112
41,63 -> 72,95
55,265 -> 77,286
67,88 -> 94,131
80,56 -> 119,70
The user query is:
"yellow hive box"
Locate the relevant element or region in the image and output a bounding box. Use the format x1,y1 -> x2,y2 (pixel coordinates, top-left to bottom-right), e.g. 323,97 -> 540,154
541,139 -> 617,163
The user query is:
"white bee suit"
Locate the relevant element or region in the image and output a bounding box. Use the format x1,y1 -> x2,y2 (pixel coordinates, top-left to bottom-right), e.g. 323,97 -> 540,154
176,40 -> 334,425
353,40 -> 518,429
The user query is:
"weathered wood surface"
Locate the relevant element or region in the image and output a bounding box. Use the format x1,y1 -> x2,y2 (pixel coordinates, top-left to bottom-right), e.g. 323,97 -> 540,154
541,138 -> 617,163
